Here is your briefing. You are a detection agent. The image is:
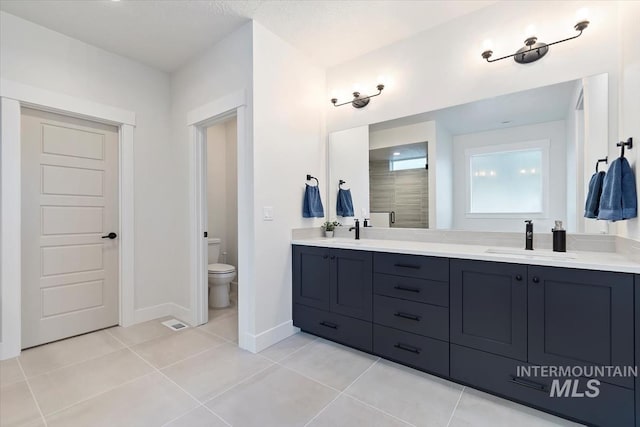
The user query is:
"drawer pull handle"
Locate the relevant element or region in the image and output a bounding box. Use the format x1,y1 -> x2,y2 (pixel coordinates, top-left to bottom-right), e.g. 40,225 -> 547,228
394,312 -> 421,321
510,376 -> 546,392
394,263 -> 421,270
394,285 -> 421,293
319,321 -> 338,329
394,343 -> 421,354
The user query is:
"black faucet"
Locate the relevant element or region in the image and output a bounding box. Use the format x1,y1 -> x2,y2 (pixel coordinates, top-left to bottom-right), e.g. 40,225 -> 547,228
349,219 -> 360,240
524,220 -> 533,250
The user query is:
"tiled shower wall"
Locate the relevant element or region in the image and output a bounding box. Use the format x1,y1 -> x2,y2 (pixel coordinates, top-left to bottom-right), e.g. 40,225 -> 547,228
369,160 -> 429,228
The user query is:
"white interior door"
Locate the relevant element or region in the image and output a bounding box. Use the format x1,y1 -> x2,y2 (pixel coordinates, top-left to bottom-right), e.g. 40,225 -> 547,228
21,108 -> 119,348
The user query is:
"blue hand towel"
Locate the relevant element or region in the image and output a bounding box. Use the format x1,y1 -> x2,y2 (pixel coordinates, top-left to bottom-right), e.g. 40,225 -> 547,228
584,171 -> 606,218
303,184 -> 324,218
336,188 -> 354,217
598,157 -> 637,221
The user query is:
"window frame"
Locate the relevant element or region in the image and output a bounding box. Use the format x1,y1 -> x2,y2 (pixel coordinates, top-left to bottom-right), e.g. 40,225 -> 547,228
464,139 -> 550,219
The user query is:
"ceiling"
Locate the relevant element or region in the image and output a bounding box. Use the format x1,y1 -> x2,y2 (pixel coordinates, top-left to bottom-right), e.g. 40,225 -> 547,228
370,79 -> 580,136
0,0 -> 496,72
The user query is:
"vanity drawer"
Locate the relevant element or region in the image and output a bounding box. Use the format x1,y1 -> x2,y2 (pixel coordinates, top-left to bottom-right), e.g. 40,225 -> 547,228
373,324 -> 448,377
450,344 -> 634,427
374,273 -> 448,307
374,252 -> 448,281
373,295 -> 448,341
293,304 -> 372,352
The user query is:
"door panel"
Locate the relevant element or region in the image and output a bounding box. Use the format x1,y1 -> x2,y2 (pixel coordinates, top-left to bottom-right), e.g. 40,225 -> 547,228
450,259 -> 527,361
292,245 -> 330,310
330,249 -> 372,321
528,266 -> 634,389
21,108 -> 119,348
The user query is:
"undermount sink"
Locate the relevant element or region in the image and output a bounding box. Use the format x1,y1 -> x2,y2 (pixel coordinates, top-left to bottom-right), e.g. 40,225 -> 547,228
485,247 -> 577,260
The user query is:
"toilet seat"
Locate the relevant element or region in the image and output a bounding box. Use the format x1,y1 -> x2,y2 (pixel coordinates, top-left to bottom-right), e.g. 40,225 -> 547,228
208,263 -> 235,274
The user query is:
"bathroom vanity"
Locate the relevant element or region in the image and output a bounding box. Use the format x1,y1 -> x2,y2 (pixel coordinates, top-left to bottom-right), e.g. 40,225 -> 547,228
291,238 -> 640,427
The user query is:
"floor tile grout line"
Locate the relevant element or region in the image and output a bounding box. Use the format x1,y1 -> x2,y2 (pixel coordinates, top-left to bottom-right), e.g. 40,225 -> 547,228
18,331 -> 125,380
445,386 -> 466,427
201,362 -> 277,406
258,335 -> 320,363
343,394 -> 417,427
106,325 -> 235,426
159,404 -> 231,427
302,357 -> 381,427
16,358 -> 48,427
43,371 -> 158,418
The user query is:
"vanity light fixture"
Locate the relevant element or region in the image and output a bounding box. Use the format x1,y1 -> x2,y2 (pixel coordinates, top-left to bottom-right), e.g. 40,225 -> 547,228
331,83 -> 385,108
481,13 -> 590,64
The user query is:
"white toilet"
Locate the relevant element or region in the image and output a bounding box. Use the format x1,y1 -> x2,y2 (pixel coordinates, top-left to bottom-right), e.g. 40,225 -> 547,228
207,238 -> 236,308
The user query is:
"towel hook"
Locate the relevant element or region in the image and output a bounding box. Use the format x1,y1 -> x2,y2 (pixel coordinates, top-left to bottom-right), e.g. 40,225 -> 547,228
595,157 -> 608,172
339,179 -> 346,189
306,174 -> 319,186
617,137 -> 633,158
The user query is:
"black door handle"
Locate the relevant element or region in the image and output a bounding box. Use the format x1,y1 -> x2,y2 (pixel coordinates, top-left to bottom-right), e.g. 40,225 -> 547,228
394,285 -> 421,293
394,343 -> 421,354
510,376 -> 546,392
319,321 -> 338,329
102,232 -> 117,240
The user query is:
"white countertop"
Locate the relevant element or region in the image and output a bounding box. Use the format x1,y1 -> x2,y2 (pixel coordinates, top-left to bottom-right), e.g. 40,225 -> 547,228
291,237 -> 640,274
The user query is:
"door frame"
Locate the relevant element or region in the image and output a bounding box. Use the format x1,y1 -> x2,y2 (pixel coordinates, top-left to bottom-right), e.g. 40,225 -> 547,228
187,90 -> 254,351
0,79 -> 136,360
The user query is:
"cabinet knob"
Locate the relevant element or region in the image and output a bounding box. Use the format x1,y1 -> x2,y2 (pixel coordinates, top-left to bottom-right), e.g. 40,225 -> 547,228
532,276 -> 540,283
515,274 -> 522,281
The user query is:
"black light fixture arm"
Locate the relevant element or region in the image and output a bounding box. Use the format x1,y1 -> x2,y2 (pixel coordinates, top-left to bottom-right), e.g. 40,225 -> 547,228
482,20 -> 589,64
331,84 -> 385,108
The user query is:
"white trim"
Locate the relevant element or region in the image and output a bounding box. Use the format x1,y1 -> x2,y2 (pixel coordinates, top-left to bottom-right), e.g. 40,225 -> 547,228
187,90 -> 254,352
133,303 -> 191,324
187,90 -> 246,126
0,98 -> 22,360
0,84 -> 136,360
243,320 -> 299,353
0,79 -> 136,126
119,125 -> 135,327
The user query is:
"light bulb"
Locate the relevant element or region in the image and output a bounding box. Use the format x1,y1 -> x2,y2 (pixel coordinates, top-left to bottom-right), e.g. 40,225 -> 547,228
576,8 -> 589,22
393,152 -> 400,156
525,24 -> 537,40
482,39 -> 493,51
376,75 -> 386,85
353,83 -> 362,93
330,89 -> 339,99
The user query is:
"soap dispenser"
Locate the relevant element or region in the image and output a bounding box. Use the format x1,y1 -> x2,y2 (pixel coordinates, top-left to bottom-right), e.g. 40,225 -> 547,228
552,220 -> 566,253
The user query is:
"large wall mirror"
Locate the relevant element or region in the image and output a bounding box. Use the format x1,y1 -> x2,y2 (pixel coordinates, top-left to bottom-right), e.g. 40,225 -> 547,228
328,73 -> 610,234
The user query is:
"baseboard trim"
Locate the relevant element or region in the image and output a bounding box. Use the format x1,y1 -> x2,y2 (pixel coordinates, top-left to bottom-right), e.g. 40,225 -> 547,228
242,320 -> 299,353
132,303 -> 192,325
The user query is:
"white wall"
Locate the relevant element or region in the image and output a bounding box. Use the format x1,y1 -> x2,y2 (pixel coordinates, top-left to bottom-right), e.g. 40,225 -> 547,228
170,22 -> 253,311
434,122 -> 453,229
452,120 -> 567,232
0,12 -> 175,315
326,1 -> 620,163
206,118 -> 238,267
617,1 -> 640,240
329,126 -> 369,223
251,22 -> 326,348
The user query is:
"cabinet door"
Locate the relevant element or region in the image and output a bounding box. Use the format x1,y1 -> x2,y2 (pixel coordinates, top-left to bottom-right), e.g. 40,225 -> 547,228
292,245 -> 330,310
451,259 -> 527,361
330,248 -> 373,321
528,266 -> 634,389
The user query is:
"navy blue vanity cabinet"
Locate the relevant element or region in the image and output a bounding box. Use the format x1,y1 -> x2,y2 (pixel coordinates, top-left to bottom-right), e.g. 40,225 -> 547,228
528,266 -> 634,390
450,259 -> 527,361
292,245 -> 373,351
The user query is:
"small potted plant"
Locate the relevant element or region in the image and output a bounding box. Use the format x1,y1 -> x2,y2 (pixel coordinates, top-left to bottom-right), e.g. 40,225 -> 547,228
322,221 -> 340,238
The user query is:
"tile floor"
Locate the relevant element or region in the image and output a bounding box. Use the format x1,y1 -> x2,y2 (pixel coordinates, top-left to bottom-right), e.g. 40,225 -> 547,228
1,304 -> 583,427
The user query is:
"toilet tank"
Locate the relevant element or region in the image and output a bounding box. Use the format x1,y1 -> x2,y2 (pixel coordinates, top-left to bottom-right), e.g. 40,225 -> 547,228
207,238 -> 221,264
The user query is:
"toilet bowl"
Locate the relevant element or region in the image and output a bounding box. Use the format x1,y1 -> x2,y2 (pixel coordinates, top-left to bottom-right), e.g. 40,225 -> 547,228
207,238 -> 236,308
208,263 -> 236,308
